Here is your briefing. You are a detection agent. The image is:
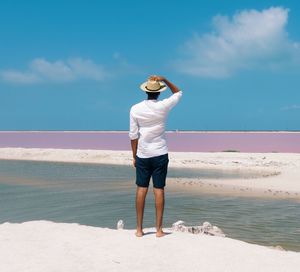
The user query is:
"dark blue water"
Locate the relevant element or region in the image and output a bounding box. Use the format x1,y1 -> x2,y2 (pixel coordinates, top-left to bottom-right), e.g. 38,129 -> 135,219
0,159 -> 299,251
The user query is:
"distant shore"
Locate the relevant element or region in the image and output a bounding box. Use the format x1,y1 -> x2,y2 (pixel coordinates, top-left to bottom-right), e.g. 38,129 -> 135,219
1,130 -> 299,132
1,131 -> 300,152
1,147 -> 300,200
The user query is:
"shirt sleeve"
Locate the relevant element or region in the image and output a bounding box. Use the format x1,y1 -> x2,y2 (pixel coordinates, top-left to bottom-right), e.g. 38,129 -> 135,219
129,108 -> 139,140
161,91 -> 183,110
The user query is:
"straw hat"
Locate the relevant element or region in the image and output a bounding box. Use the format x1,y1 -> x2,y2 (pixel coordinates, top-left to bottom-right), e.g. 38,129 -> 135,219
140,80 -> 167,92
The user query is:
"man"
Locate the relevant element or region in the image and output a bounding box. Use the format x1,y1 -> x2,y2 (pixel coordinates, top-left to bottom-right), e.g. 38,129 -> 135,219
129,75 -> 182,237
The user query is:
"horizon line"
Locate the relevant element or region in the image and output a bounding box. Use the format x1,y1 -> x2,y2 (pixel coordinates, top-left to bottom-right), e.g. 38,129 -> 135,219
0,130 -> 300,133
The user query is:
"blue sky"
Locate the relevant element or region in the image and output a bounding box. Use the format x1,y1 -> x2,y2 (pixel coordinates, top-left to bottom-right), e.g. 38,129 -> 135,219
0,0 -> 299,130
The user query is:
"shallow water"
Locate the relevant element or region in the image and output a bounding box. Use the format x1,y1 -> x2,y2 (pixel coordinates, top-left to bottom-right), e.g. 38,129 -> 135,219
0,159 -> 299,251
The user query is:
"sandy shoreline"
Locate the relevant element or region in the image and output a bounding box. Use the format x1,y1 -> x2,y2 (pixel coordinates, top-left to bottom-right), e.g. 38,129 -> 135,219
1,147 -> 300,199
0,220 -> 299,272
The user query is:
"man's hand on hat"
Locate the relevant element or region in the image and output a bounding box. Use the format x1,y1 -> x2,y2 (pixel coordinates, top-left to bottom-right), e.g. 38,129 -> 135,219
149,75 -> 165,82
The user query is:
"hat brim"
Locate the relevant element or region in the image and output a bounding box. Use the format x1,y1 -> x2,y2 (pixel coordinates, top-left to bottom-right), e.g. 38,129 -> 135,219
140,81 -> 167,92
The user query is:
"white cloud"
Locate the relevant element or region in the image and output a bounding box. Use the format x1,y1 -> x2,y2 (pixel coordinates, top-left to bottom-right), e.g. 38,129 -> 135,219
30,59 -> 75,82
0,57 -> 109,84
68,58 -> 107,81
280,104 -> 300,110
174,7 -> 300,78
0,70 -> 40,84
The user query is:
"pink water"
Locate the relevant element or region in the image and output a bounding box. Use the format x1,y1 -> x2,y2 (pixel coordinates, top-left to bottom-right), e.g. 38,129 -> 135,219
0,131 -> 299,153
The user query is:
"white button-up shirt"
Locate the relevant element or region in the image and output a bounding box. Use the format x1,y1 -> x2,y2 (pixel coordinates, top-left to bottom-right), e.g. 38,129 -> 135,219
129,91 -> 182,158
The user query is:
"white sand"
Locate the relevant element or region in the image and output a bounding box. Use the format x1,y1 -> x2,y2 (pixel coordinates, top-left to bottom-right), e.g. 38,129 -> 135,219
1,147 -> 300,199
0,220 -> 299,272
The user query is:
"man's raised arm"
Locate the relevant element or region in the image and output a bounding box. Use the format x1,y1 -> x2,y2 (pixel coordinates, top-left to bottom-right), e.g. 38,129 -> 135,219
149,75 -> 180,94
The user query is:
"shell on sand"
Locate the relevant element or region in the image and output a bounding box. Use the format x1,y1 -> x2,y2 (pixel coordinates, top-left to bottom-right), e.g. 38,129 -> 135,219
172,220 -> 225,237
117,220 -> 124,230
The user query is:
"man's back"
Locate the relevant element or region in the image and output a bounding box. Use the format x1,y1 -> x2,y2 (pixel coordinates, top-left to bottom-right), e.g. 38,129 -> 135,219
129,91 -> 182,158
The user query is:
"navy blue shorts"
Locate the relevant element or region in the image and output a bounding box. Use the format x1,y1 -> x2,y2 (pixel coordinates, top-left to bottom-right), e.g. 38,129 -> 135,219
136,153 -> 169,189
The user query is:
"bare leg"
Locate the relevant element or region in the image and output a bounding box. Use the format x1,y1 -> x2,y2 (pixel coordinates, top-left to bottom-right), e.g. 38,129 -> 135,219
153,187 -> 166,237
136,186 -> 148,237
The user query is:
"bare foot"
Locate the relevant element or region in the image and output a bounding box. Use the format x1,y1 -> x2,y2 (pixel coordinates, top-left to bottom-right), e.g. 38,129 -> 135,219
135,230 -> 144,237
156,230 -> 166,238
